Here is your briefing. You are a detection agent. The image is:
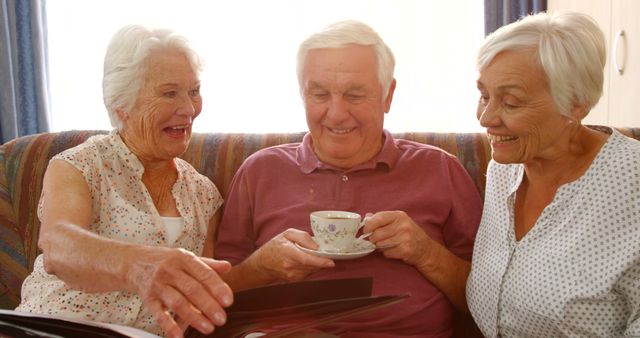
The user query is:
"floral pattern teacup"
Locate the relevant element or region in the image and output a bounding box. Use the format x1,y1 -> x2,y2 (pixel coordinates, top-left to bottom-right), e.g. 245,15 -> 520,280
310,210 -> 366,252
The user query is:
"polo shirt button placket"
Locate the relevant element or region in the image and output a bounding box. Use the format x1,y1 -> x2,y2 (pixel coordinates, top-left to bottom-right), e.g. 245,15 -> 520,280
341,175 -> 348,182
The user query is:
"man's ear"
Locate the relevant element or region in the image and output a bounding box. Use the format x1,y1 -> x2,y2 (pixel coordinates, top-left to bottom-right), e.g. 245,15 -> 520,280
384,79 -> 397,113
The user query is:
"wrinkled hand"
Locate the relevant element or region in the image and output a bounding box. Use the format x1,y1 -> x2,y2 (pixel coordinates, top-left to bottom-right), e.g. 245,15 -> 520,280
362,211 -> 433,267
127,247 -> 233,338
249,228 -> 334,282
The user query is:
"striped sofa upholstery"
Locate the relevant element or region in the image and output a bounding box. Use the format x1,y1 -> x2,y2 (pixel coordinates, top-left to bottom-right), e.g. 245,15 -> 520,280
0,127 -> 638,309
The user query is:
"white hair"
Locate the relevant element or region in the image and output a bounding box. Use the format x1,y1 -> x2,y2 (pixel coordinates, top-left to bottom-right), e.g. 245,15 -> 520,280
477,11 -> 606,117
102,25 -> 203,129
296,20 -> 395,98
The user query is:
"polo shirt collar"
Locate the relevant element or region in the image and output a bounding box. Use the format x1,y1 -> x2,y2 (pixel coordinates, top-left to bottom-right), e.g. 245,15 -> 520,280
296,129 -> 400,174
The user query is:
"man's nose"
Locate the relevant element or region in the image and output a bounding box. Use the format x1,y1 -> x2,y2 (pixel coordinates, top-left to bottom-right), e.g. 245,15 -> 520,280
325,97 -> 350,122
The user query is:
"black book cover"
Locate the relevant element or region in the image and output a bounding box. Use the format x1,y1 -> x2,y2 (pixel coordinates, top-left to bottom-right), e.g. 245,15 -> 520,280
185,277 -> 409,338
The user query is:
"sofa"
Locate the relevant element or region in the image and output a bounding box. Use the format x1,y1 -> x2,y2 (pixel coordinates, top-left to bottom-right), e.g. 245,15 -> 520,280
1,127 -> 638,319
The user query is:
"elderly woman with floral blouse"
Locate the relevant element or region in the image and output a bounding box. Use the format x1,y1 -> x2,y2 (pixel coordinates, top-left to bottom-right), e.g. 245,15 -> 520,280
15,25 -> 233,338
466,11 -> 640,337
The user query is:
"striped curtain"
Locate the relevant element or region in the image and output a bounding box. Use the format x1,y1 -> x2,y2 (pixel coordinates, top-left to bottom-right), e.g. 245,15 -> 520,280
484,0 -> 547,35
0,0 -> 50,144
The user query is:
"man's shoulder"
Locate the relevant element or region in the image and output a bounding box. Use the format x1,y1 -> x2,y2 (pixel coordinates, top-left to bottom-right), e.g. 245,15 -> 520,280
242,142 -> 302,166
393,138 -> 456,159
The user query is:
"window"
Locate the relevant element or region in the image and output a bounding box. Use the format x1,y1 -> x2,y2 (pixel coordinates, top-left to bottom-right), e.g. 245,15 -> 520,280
46,0 -> 484,133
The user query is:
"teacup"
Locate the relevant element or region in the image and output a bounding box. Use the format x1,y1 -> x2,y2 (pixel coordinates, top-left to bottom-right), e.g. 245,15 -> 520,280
310,210 -> 367,252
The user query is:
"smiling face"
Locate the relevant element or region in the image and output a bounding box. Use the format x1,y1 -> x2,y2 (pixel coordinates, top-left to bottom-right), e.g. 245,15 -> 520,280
118,48 -> 202,162
301,45 -> 395,169
476,50 -> 574,165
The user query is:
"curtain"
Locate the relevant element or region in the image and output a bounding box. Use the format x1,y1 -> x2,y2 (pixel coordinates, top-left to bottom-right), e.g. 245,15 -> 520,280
0,0 -> 50,144
484,0 -> 547,35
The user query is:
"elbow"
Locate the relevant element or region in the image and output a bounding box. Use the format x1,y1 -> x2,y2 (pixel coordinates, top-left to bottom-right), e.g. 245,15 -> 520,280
37,225 -> 61,275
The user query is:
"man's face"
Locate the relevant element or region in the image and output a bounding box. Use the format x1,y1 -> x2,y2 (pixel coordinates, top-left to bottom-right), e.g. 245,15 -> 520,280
301,45 -> 395,169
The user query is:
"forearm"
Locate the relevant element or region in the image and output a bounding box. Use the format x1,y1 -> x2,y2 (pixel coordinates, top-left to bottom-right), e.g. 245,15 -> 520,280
220,255 -> 274,291
39,222 -> 137,293
416,239 -> 471,313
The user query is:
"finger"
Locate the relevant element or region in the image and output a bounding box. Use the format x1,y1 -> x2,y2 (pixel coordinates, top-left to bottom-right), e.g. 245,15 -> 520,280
283,228 -> 315,243
362,211 -> 397,232
297,250 -> 335,268
375,241 -> 397,250
290,234 -> 320,250
182,257 -> 234,309
201,258 -> 232,273
147,298 -> 184,338
175,315 -> 190,333
173,272 -> 228,329
160,284 -> 218,334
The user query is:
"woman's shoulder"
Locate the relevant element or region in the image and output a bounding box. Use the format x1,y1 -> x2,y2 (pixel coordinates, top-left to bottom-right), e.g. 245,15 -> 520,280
52,133 -> 114,164
609,129 -> 640,154
597,131 -> 640,173
174,158 -> 217,189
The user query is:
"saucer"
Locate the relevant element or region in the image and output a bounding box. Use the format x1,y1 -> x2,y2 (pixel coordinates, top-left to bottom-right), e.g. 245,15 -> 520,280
295,237 -> 376,260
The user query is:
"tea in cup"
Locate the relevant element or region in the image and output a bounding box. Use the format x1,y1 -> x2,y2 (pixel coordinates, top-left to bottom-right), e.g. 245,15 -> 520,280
310,210 -> 367,252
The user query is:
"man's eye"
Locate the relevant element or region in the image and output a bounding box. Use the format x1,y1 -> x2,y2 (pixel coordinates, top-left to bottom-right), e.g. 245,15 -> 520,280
189,88 -> 200,97
478,95 -> 489,105
310,92 -> 329,100
163,91 -> 177,98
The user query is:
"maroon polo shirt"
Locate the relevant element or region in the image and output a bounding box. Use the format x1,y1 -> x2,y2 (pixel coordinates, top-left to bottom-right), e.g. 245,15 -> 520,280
216,130 -> 482,337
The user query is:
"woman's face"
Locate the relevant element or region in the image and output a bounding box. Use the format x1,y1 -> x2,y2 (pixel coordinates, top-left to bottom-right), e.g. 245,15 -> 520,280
119,48 -> 201,162
476,50 -> 573,164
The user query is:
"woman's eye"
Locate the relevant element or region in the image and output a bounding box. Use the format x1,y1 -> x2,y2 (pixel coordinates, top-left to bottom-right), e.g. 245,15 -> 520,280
478,95 -> 489,105
163,91 -> 177,98
504,100 -> 518,109
189,88 -> 200,97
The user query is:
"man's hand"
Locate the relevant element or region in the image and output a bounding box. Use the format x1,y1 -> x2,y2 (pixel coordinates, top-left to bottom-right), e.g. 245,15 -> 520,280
362,211 -> 433,267
248,228 -> 335,282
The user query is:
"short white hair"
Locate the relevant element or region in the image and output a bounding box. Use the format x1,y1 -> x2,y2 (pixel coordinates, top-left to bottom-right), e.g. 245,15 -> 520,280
477,11 -> 606,117
296,20 -> 395,98
102,25 -> 203,129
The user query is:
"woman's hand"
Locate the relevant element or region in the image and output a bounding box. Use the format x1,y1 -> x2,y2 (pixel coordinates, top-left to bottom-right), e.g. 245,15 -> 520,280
126,247 -> 233,338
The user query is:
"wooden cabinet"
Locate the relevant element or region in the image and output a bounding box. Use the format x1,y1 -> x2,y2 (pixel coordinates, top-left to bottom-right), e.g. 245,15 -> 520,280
548,0 -> 640,127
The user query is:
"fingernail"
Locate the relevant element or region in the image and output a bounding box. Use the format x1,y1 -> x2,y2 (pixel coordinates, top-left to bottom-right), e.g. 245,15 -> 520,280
222,295 -> 233,307
214,312 -> 226,325
200,321 -> 213,332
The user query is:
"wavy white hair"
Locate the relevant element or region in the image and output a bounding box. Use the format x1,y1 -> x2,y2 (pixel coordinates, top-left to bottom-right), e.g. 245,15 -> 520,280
296,20 -> 395,98
102,25 -> 203,129
477,11 -> 606,117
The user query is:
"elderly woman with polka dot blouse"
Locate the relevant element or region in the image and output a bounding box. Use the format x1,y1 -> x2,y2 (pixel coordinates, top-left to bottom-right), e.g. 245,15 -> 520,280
466,11 -> 640,337
15,25 -> 233,338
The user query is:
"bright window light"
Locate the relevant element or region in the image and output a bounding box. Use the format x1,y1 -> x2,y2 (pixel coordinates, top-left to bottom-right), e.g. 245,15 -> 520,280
46,0 -> 485,133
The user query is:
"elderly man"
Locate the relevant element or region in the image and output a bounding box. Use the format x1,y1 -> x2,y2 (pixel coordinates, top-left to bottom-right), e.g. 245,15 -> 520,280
216,20 -> 482,337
